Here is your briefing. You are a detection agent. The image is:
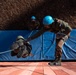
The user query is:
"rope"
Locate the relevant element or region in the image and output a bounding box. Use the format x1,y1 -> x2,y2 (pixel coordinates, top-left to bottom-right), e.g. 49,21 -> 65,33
42,34 -> 76,57
0,31 -> 34,55
0,50 -> 14,55
28,31 -> 34,38
0,31 -> 76,55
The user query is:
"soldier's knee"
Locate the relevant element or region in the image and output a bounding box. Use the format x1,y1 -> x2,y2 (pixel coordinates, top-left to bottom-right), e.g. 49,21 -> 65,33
56,46 -> 62,50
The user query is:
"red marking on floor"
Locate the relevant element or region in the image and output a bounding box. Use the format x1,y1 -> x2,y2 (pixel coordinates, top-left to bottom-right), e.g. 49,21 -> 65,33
0,62 -> 76,75
8,70 -> 23,75
53,70 -> 69,75
62,62 -> 76,72
32,62 -> 44,75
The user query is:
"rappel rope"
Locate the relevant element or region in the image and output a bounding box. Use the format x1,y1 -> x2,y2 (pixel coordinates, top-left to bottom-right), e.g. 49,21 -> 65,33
0,31 -> 34,55
0,49 -> 14,54
43,33 -> 76,56
0,31 -> 76,55
28,31 -> 33,38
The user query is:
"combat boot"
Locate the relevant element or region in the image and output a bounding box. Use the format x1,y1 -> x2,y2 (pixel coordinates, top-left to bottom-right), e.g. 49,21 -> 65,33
48,57 -> 61,66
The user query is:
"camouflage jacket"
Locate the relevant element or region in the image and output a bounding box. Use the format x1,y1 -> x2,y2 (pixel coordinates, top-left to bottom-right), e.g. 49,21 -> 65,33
28,20 -> 40,30
27,18 -> 72,41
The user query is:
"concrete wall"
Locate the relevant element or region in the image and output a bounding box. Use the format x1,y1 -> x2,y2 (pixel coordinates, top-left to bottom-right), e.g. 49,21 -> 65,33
0,0 -> 76,30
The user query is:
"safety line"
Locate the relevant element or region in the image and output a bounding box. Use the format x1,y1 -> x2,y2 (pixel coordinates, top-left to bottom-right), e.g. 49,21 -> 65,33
0,31 -> 34,55
0,50 -> 14,54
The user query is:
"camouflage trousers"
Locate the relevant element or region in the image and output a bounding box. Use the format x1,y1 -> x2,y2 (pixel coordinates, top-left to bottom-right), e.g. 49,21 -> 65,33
55,34 -> 69,62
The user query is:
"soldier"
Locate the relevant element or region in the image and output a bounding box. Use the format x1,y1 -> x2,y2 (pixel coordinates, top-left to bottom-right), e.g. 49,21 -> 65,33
11,35 -> 32,58
28,16 -> 40,30
26,15 -> 72,66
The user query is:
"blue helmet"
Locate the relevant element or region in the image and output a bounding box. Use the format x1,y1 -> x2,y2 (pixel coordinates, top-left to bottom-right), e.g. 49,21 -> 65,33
43,16 -> 54,25
31,16 -> 36,20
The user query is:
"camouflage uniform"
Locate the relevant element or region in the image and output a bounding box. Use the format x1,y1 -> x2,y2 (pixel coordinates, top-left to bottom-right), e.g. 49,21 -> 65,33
49,18 -> 72,65
27,18 -> 72,65
11,37 -> 32,58
28,20 -> 40,30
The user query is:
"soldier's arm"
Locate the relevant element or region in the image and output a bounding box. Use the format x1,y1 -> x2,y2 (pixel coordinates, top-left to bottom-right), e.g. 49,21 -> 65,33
27,27 -> 47,41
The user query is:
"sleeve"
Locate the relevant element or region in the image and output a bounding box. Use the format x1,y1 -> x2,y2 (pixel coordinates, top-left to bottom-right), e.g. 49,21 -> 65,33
11,42 -> 19,50
27,27 -> 46,41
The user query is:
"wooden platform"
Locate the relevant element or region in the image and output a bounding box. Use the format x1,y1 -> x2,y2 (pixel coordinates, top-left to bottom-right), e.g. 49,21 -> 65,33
0,62 -> 76,75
